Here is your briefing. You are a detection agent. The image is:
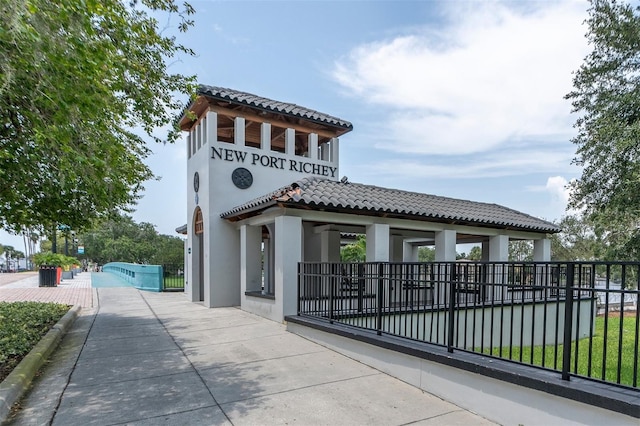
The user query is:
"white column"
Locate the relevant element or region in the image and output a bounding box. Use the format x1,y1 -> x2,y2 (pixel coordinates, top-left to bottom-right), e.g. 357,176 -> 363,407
533,239 -> 551,262
330,137 -> 339,164
488,235 -> 509,300
366,223 -> 390,262
200,116 -> 206,148
196,120 -> 202,149
320,230 -> 341,262
285,128 -> 296,155
275,215 -> 302,319
481,241 -> 490,261
390,235 -> 404,262
187,134 -> 191,159
489,235 -> 509,261
240,224 -> 262,294
320,141 -> 330,161
191,128 -> 196,156
435,230 -> 456,306
308,133 -> 318,159
206,110 -> 217,145
234,117 -> 245,146
261,122 -> 271,150
403,242 -> 419,262
435,230 -> 457,261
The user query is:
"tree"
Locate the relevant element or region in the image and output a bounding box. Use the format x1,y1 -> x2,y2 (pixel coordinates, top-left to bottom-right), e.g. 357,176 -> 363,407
509,241 -> 533,262
2,245 -> 23,271
418,246 -> 435,262
0,0 -> 196,234
341,235 -> 366,262
549,215 -> 601,261
72,213 -> 184,265
565,0 -> 640,260
467,246 -> 483,261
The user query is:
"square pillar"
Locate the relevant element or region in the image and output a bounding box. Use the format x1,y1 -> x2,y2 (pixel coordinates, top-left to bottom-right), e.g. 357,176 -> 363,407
240,224 -> 262,294
275,215 -> 302,319
320,230 -> 341,262
534,239 -> 551,262
435,230 -> 456,306
191,128 -> 196,156
488,235 -> 509,300
261,122 -> 271,150
206,110 -> 217,144
481,241 -> 490,261
366,223 -> 389,262
403,242 -> 419,262
390,235 -> 404,262
308,133 -> 318,159
435,230 -> 456,261
489,235 -> 509,261
320,142 -> 330,161
330,137 -> 339,163
234,117 -> 245,146
285,128 -> 295,155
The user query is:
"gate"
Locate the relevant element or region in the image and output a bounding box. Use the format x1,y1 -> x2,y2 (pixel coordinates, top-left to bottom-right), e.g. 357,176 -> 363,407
162,263 -> 185,291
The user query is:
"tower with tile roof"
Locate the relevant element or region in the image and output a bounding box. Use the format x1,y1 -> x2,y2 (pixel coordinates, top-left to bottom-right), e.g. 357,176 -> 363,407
179,86 -> 352,307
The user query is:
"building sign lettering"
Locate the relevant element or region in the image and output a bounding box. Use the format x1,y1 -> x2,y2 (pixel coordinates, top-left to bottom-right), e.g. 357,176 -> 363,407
211,146 -> 337,178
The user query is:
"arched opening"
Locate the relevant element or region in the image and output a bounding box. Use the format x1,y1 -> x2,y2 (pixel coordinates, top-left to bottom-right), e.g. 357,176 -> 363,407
194,207 -> 204,302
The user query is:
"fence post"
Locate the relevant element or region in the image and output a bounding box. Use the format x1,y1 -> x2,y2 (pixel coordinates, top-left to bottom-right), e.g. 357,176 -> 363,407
447,262 -> 456,353
377,262 -> 384,336
329,263 -> 335,324
357,263 -> 364,313
561,263 -> 575,381
297,262 -> 301,316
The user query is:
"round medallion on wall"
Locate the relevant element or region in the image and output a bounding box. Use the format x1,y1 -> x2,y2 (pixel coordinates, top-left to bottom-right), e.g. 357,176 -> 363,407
231,167 -> 253,189
193,172 -> 200,193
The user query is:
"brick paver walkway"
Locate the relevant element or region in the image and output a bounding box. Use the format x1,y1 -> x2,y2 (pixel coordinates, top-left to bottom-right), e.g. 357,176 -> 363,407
0,272 -> 94,307
0,271 -> 38,286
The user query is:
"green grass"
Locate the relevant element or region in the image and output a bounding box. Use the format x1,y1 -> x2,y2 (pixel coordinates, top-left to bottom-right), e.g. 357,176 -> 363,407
478,316 -> 639,387
0,302 -> 70,382
163,275 -> 184,289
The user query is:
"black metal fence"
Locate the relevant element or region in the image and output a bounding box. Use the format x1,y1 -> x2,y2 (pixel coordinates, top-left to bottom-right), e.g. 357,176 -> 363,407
297,261 -> 640,389
162,263 -> 185,291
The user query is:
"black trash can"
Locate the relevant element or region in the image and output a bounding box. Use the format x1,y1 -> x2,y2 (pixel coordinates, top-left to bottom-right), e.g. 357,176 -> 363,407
39,265 -> 57,287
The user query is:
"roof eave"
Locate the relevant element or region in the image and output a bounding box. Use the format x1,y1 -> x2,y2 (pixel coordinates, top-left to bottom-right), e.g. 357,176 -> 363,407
222,202 -> 560,234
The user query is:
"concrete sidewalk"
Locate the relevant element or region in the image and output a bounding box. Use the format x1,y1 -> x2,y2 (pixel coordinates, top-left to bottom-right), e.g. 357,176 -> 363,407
6,286 -> 495,425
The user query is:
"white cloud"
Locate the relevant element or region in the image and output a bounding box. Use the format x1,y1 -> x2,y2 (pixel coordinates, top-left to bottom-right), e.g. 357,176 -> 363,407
352,144 -> 576,180
527,175 -> 580,217
333,1 -> 589,156
544,175 -> 572,206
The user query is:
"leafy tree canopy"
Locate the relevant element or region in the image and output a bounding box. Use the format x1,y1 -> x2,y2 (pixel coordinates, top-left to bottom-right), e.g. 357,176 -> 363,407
0,0 -> 196,233
341,235 -> 366,262
549,215 -> 601,261
466,246 -> 482,261
418,246 -> 435,262
74,214 -> 184,265
566,0 -> 640,260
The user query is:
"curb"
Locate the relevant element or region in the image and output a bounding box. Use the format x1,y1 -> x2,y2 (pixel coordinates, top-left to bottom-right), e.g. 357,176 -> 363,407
0,305 -> 81,423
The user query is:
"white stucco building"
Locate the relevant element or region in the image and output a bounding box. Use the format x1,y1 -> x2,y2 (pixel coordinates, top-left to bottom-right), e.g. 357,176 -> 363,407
178,85 -> 559,323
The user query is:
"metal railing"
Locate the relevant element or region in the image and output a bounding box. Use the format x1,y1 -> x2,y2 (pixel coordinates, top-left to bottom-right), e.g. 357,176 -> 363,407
297,261 -> 640,389
162,263 -> 185,291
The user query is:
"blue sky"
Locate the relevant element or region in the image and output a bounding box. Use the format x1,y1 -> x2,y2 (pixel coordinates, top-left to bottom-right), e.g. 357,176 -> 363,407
1,0 -> 591,251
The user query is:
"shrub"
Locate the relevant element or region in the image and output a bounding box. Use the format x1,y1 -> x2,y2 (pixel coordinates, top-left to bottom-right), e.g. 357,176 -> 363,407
0,302 -> 70,382
32,252 -> 79,268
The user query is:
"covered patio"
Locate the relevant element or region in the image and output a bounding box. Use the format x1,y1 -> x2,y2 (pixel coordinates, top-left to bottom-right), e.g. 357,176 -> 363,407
221,176 -> 560,323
